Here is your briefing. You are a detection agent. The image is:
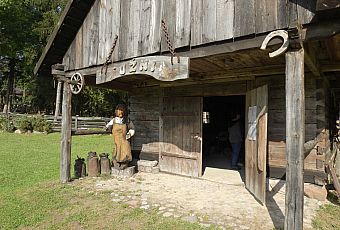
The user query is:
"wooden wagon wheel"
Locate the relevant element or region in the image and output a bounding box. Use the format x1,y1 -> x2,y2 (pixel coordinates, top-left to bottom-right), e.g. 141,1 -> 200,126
70,72 -> 84,94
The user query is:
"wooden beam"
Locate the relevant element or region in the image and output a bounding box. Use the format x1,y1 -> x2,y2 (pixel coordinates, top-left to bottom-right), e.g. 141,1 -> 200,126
321,62 -> 340,72
181,35 -> 282,59
285,48 -> 305,230
325,164 -> 340,197
96,56 -> 190,84
54,81 -> 63,121
303,18 -> 340,41
60,80 -> 72,183
72,129 -> 110,136
65,60 -> 339,89
317,0 -> 340,11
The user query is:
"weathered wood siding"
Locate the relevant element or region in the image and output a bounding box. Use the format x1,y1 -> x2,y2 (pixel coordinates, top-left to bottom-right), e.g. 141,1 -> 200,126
129,89 -> 161,160
315,78 -> 330,169
129,75 -> 324,175
256,74 -> 325,171
63,0 -> 316,71
159,96 -> 202,177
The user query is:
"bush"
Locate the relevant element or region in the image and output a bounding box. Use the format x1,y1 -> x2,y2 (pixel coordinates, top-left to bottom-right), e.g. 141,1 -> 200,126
31,116 -> 52,133
14,116 -> 33,132
0,117 -> 15,132
0,115 -> 53,133
0,116 -> 4,129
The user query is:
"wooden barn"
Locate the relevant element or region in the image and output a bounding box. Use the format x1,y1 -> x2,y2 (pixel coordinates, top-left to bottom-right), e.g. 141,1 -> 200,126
35,0 -> 340,213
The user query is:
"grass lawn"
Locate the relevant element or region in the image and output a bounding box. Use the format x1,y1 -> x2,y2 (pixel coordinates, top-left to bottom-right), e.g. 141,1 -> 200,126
0,132 -> 339,229
0,132 -> 213,230
312,191 -> 340,230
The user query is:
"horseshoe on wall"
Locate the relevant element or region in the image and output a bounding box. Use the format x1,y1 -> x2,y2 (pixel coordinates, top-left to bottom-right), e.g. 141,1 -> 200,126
260,30 -> 289,58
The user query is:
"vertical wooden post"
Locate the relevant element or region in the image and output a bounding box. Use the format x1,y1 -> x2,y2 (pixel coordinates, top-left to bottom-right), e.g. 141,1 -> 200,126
285,48 -> 305,230
75,115 -> 79,130
54,80 -> 63,121
60,81 -> 72,183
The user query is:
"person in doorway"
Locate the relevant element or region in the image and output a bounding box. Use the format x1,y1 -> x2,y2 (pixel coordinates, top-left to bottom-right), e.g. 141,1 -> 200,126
106,104 -> 135,170
228,111 -> 243,170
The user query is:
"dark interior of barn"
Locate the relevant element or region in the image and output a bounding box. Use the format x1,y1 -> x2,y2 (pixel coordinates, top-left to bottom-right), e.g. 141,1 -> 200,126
202,96 -> 246,173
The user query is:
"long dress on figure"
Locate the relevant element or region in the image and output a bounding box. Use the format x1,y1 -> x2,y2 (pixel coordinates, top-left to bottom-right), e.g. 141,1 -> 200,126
112,121 -> 133,163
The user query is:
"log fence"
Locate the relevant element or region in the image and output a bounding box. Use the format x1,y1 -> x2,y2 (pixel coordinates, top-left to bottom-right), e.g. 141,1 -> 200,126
46,115 -> 111,132
0,112 -> 111,132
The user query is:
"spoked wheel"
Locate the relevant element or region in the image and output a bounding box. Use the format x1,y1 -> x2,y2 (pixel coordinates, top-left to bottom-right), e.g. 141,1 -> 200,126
70,72 -> 84,94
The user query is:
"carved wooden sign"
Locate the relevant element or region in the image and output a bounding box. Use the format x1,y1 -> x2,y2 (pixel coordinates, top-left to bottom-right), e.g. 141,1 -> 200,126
96,56 -> 189,84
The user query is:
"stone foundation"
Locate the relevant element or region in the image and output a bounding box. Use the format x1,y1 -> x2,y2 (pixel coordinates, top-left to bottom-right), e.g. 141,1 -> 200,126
137,160 -> 159,173
111,166 -> 135,178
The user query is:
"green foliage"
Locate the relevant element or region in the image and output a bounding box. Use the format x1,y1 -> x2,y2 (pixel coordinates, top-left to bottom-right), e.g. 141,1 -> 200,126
0,116 -> 15,132
0,0 -> 127,116
72,87 -> 128,117
14,116 -> 33,132
312,204 -> 340,230
11,115 -> 52,133
0,0 -> 67,113
31,115 -> 52,133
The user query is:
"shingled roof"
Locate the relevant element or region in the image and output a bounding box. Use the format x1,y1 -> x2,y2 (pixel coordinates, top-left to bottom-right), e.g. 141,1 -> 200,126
34,0 -> 96,76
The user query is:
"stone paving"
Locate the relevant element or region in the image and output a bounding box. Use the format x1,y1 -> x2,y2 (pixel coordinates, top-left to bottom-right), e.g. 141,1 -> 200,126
85,171 -> 323,230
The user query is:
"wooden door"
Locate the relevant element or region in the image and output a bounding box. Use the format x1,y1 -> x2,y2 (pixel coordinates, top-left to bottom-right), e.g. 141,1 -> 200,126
159,96 -> 202,177
245,85 -> 268,205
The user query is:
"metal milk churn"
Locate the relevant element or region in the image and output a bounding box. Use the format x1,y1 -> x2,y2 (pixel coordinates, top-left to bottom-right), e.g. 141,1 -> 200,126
74,155 -> 86,178
87,151 -> 99,177
99,153 -> 111,175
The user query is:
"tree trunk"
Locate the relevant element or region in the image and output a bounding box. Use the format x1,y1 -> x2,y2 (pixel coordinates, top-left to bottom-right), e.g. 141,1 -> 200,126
3,59 -> 15,114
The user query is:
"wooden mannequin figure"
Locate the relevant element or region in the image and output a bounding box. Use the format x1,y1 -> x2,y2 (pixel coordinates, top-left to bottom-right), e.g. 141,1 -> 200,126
106,104 -> 135,170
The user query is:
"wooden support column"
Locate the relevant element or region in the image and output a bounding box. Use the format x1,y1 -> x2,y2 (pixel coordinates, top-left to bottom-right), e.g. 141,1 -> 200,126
285,48 -> 305,230
260,29 -> 305,230
60,80 -> 72,183
54,80 -> 63,121
52,64 -> 73,183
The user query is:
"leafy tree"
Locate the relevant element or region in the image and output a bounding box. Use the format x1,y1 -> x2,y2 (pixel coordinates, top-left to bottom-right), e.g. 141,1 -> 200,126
72,87 -> 128,117
0,0 -> 67,113
1,0 -> 125,116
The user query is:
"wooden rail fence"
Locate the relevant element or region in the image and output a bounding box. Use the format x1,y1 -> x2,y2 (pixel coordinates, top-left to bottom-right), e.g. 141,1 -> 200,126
44,115 -> 111,132
0,113 -> 111,132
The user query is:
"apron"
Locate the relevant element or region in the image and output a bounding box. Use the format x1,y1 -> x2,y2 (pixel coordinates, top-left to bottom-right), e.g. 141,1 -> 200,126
112,123 -> 132,162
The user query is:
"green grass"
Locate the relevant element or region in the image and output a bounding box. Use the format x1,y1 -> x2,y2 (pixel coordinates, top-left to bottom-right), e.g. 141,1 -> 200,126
312,191 -> 340,230
312,204 -> 340,230
2,132 -> 339,230
0,132 -> 215,230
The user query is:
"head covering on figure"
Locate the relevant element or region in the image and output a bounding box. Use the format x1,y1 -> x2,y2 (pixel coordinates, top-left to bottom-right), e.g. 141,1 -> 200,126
114,104 -> 127,124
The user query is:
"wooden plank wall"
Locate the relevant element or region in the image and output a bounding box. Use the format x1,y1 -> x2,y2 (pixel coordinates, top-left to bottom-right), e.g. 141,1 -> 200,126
315,78 -> 330,169
256,74 -> 323,170
128,75 -> 325,173
63,0 -> 316,71
163,82 -> 247,97
129,82 -> 247,160
129,89 -> 161,160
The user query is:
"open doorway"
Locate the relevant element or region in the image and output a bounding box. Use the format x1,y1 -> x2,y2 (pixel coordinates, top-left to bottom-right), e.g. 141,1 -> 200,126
202,96 -> 245,174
